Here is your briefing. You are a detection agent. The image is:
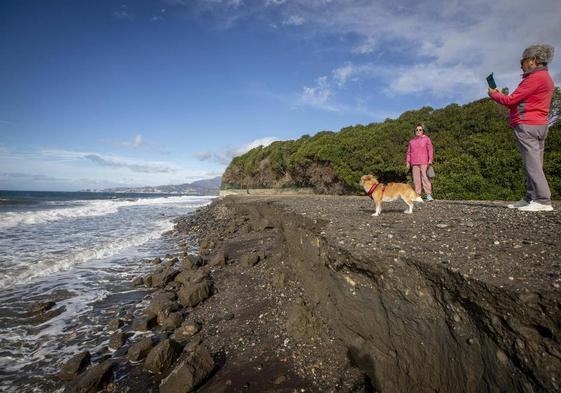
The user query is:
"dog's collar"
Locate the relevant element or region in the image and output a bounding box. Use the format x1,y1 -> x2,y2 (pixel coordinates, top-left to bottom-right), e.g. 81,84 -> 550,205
367,182 -> 384,197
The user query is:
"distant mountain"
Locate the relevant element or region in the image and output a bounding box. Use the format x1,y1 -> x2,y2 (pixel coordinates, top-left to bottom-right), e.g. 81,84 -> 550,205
100,176 -> 222,195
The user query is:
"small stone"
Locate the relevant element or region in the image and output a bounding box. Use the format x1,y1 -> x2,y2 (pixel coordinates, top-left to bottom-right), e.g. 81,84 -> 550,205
494,241 -> 500,245
273,375 -> 287,385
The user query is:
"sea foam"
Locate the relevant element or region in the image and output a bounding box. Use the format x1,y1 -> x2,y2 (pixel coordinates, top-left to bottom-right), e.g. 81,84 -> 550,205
0,195 -> 213,229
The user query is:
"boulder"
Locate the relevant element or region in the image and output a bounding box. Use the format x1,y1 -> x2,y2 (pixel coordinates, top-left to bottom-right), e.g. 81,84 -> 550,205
58,351 -> 91,381
177,281 -> 212,308
152,268 -> 180,288
146,257 -> 162,264
175,270 -> 210,287
69,360 -> 115,393
108,332 -> 127,350
158,311 -> 184,331
132,276 -> 144,287
174,321 -> 201,342
159,345 -> 215,393
144,339 -> 182,374
146,291 -> 179,315
127,337 -> 155,362
132,314 -> 157,332
184,254 -> 204,268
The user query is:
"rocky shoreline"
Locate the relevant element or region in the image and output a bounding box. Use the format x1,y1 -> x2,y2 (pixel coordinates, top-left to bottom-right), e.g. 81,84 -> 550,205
55,195 -> 561,393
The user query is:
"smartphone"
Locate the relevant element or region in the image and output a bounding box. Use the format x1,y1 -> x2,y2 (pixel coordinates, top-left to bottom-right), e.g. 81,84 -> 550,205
486,73 -> 497,89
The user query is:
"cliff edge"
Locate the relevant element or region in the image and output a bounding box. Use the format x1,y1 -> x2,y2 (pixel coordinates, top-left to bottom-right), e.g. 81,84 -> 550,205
180,195 -> 561,392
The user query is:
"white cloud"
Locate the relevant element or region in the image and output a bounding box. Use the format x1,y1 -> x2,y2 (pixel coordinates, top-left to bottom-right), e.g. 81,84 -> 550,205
40,149 -> 178,174
299,76 -> 334,110
390,63 -> 482,99
265,0 -> 287,5
283,15 -> 305,26
113,5 -> 134,20
332,64 -> 354,86
236,137 -> 278,155
193,151 -> 212,161
193,137 -> 278,165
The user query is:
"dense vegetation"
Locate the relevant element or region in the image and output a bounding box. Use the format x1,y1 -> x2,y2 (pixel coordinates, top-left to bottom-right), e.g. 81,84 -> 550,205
222,89 -> 561,200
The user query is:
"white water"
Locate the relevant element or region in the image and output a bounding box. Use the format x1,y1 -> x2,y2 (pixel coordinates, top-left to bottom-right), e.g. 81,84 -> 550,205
0,193 -> 214,392
0,195 -> 210,229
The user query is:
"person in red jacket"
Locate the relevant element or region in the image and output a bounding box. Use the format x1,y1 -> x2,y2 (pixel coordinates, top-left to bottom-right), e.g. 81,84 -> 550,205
406,123 -> 434,201
488,44 -> 555,212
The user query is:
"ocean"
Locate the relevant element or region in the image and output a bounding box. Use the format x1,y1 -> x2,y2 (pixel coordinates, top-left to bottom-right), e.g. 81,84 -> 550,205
0,190 -> 214,392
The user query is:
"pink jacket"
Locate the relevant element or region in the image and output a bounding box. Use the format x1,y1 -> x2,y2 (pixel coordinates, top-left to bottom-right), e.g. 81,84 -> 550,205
406,135 -> 434,165
489,67 -> 554,127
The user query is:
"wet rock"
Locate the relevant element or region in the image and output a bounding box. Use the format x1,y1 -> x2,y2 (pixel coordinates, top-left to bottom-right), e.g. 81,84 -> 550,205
132,314 -> 157,332
184,254 -> 204,268
146,291 -> 179,315
163,256 -> 180,268
107,318 -> 123,332
144,339 -> 182,374
174,321 -> 201,342
132,276 -> 144,287
159,344 -> 215,393
127,337 -> 155,362
143,275 -> 154,288
240,253 -> 260,267
178,280 -> 212,308
29,301 -> 56,315
152,268 -> 181,288
58,351 -> 91,381
108,332 -> 128,350
69,360 -> 115,393
146,257 -> 162,264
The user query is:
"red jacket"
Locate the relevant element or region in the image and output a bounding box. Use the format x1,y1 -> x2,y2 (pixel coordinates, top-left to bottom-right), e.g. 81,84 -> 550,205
406,135 -> 433,165
490,67 -> 554,127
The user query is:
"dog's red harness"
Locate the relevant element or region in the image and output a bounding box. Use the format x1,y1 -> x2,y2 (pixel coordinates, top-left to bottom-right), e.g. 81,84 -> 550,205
367,182 -> 385,198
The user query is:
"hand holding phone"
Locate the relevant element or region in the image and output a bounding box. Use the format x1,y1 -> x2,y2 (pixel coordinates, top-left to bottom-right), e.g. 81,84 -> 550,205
486,73 -> 497,89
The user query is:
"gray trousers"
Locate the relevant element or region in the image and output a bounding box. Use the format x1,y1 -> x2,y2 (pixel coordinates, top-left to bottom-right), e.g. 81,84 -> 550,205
513,124 -> 551,205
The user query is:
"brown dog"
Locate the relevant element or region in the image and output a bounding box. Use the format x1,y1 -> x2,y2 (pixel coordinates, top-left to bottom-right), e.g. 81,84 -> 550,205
360,174 -> 423,216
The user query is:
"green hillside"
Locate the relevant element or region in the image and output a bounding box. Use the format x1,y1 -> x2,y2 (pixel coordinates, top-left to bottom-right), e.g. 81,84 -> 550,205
222,91 -> 561,200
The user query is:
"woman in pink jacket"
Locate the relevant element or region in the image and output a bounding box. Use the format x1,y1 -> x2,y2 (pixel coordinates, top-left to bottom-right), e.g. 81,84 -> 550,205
406,123 -> 434,201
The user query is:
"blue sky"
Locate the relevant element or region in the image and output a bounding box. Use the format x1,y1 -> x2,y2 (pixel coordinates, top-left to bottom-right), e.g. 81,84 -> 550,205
1,0 -> 560,191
